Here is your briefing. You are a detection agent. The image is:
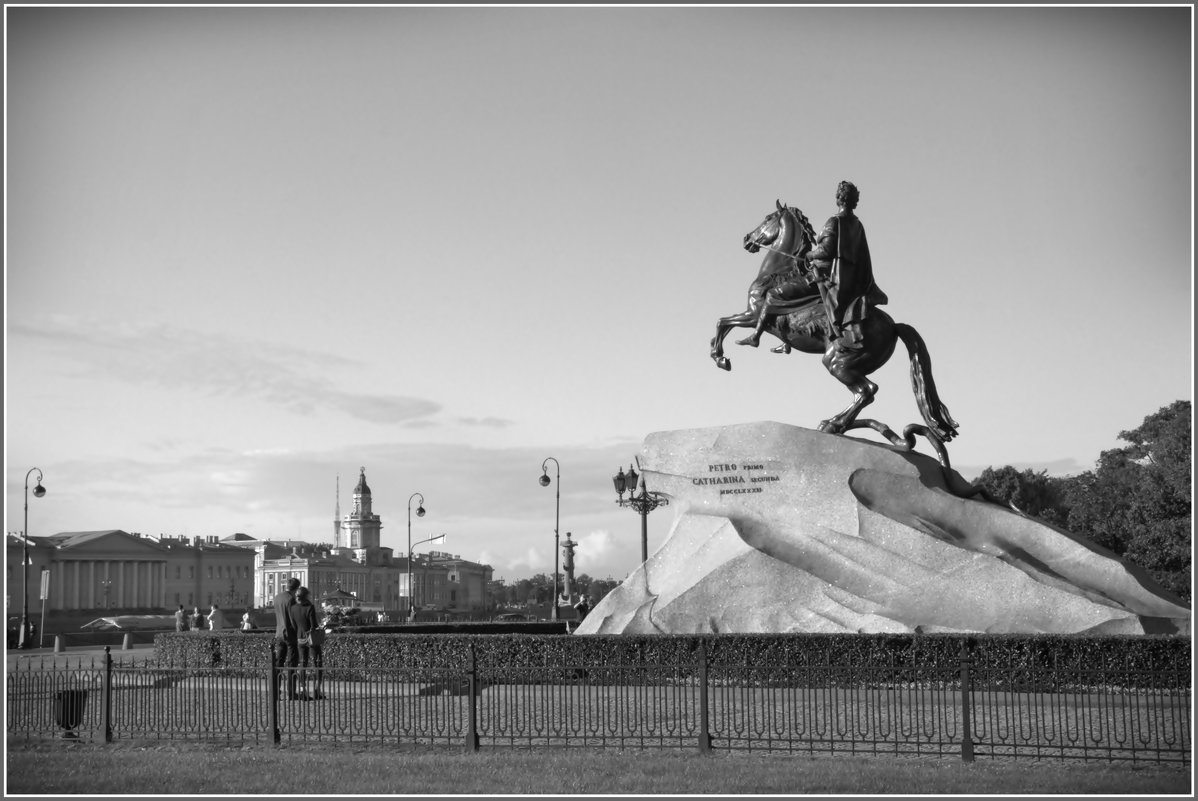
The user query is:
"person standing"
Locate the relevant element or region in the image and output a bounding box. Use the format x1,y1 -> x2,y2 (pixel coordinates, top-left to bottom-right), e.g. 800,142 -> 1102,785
288,586 -> 322,701
207,604 -> 223,631
174,605 -> 188,632
274,577 -> 301,699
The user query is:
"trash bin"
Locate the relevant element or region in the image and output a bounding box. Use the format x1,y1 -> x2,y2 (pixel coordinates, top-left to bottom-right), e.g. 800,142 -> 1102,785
54,689 -> 88,739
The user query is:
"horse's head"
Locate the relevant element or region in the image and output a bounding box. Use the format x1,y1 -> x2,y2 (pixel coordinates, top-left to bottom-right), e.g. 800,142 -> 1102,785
743,200 -> 784,253
743,200 -> 794,254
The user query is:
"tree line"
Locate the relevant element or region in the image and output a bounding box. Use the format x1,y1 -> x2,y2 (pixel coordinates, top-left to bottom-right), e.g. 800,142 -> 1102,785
973,400 -> 1191,602
491,573 -> 623,609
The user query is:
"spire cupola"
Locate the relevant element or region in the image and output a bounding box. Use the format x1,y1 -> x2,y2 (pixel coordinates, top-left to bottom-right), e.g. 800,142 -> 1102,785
336,465 -> 385,559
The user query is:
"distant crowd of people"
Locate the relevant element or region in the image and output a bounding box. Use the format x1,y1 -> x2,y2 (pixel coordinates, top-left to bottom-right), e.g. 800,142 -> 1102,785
173,603 -> 255,633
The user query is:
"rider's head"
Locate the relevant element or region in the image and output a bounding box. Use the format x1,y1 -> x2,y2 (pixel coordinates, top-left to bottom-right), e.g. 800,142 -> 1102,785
836,181 -> 860,211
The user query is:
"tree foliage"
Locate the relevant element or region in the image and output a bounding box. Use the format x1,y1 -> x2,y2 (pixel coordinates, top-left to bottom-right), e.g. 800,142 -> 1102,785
490,572 -> 623,611
973,465 -> 1068,525
977,401 -> 1192,602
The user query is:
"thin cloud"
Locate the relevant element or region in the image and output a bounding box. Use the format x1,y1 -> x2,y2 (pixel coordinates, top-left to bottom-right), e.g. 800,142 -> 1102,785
506,546 -> 550,574
12,318 -> 441,424
457,416 -> 514,429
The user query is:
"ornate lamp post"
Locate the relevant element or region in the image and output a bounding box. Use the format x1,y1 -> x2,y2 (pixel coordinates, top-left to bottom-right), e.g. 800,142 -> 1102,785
613,463 -> 669,564
406,493 -> 426,620
19,468 -> 46,649
539,457 -> 561,620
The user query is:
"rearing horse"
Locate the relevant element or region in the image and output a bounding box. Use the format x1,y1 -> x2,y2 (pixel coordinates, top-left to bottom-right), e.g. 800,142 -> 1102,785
710,201 -> 959,444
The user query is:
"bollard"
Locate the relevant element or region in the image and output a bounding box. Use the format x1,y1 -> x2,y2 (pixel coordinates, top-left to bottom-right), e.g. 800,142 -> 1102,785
54,634 -> 65,653
122,633 -> 133,650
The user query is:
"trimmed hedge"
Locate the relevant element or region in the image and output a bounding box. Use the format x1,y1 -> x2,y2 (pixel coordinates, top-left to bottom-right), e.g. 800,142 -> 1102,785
151,631 -> 1190,690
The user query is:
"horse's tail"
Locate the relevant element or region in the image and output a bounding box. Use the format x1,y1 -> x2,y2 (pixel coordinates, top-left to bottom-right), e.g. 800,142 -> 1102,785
895,322 -> 959,442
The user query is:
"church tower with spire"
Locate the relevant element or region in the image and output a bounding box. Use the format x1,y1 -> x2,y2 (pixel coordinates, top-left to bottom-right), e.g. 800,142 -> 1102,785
333,466 -> 390,565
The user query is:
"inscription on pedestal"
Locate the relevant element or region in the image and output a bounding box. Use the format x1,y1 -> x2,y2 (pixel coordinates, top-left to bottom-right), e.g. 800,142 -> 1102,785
690,462 -> 782,495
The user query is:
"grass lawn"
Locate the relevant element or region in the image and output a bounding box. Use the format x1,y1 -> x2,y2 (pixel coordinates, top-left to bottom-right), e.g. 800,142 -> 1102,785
5,741 -> 1191,795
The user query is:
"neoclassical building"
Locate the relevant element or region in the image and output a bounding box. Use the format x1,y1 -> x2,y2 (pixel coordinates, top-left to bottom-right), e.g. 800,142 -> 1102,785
5,467 -> 494,620
4,530 -> 256,614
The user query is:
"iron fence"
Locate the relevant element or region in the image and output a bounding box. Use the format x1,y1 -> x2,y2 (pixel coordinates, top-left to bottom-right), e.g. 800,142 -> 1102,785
6,642 -> 1190,764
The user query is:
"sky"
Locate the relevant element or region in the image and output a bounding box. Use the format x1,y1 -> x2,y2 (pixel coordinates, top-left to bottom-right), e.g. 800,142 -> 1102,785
5,5 -> 1193,586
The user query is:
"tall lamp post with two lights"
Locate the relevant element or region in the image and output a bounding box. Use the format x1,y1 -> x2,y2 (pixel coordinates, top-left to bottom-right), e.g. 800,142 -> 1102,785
19,468 -> 47,649
613,463 -> 669,565
539,457 -> 561,620
407,493 -> 426,620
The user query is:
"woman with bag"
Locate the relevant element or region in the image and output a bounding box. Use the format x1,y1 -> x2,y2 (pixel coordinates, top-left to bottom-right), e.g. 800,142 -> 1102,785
287,587 -> 325,700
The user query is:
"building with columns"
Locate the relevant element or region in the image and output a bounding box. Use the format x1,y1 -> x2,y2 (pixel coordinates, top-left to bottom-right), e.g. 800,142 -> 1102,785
5,530 -> 256,615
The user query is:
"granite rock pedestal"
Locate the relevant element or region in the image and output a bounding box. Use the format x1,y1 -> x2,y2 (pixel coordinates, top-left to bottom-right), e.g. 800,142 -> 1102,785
575,422 -> 1190,636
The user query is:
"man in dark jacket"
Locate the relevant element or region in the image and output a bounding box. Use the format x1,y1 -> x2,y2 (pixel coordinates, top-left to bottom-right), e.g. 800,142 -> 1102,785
274,577 -> 301,699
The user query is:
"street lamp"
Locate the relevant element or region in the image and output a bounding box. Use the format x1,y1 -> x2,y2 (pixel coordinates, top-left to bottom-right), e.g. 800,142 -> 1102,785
539,457 -> 562,620
613,463 -> 669,564
409,533 -> 446,616
407,493 -> 426,621
19,468 -> 46,649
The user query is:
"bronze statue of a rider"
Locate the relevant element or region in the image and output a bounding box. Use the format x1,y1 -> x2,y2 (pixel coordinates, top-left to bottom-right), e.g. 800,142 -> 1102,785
738,180 -> 888,353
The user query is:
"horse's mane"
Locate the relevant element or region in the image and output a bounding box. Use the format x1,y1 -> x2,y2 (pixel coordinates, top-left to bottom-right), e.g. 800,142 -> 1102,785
781,205 -> 817,249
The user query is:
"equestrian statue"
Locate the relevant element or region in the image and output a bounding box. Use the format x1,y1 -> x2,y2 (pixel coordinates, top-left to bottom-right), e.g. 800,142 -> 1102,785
709,181 -> 960,464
